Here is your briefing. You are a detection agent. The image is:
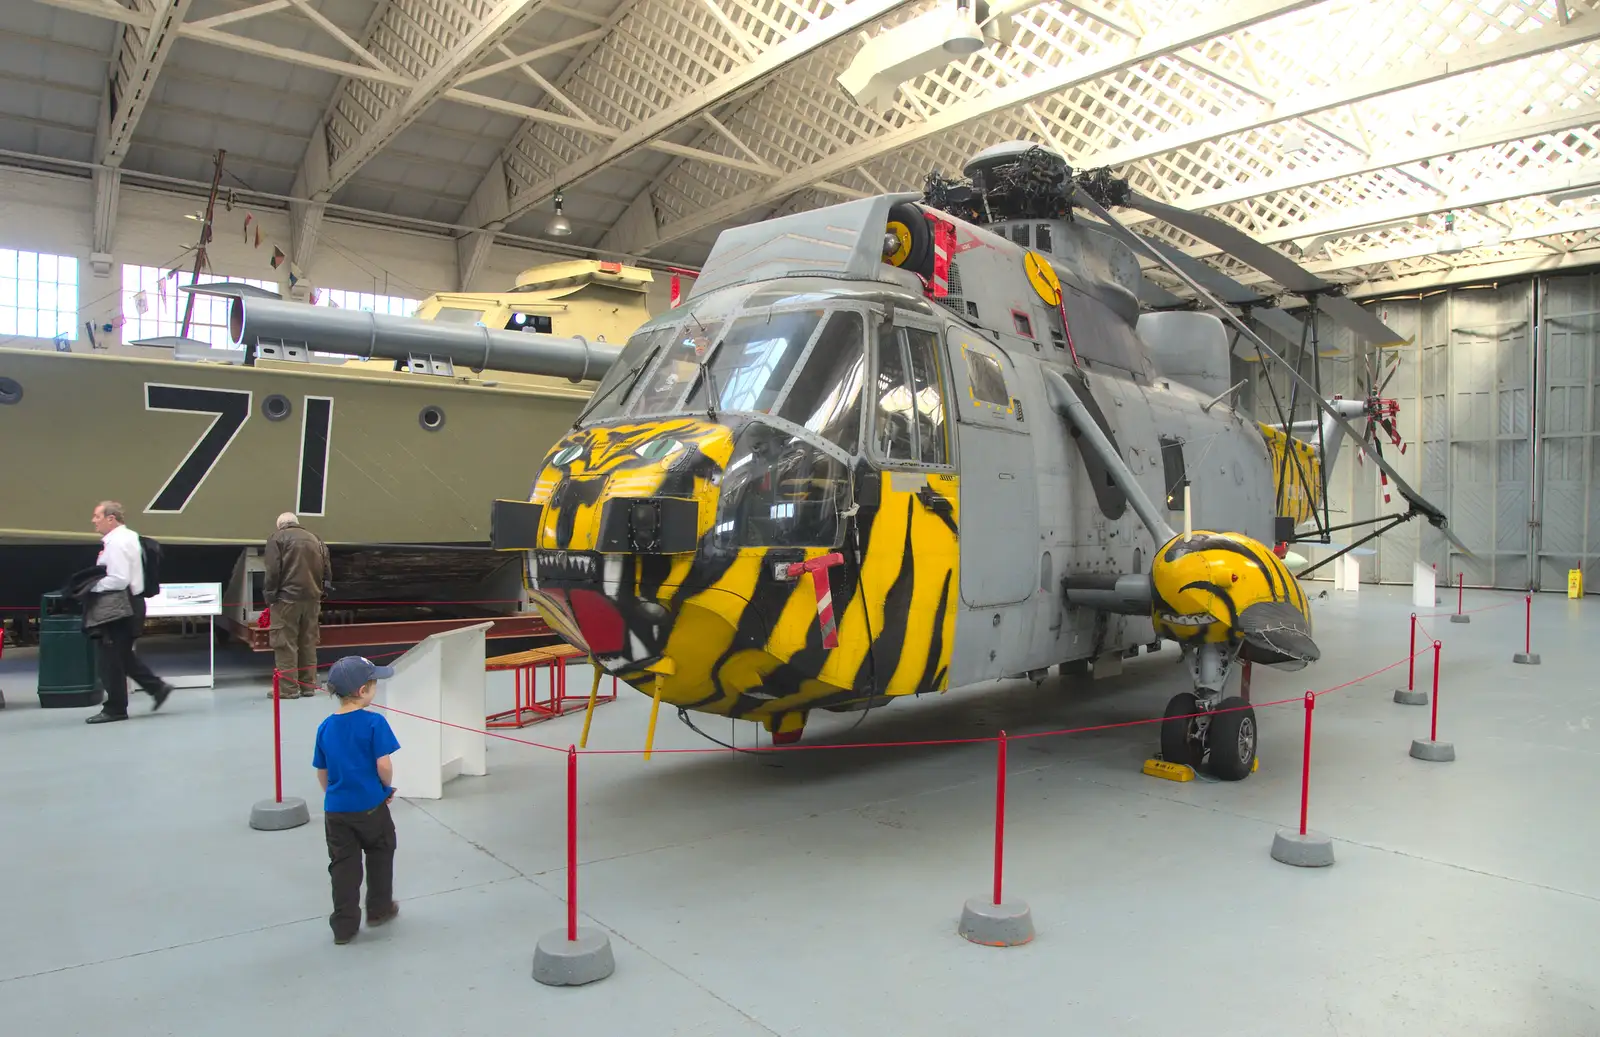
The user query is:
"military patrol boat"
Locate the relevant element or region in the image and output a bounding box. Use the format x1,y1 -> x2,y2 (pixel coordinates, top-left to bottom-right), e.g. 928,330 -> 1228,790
0,260 -> 650,644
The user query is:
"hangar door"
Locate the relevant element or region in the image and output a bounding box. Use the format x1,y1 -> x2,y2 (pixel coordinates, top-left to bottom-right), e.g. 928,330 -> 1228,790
1535,275 -> 1600,591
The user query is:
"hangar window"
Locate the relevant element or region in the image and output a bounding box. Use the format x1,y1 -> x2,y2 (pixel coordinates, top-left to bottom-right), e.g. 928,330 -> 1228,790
1160,435 -> 1188,510
313,289 -> 418,317
0,250 -> 77,342
122,264 -> 271,348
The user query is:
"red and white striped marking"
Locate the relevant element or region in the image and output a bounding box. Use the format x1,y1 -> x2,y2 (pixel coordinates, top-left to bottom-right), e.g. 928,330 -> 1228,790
786,552 -> 845,650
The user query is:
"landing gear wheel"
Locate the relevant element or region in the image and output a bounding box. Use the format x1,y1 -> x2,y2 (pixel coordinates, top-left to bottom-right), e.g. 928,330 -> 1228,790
1159,692 -> 1204,767
1203,696 -> 1256,781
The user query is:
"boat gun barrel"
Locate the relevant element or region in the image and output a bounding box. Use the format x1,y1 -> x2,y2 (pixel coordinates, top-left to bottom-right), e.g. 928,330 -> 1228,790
228,296 -> 621,383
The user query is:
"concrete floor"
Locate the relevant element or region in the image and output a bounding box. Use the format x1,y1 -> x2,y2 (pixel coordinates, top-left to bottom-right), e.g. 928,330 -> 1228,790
0,583 -> 1596,1036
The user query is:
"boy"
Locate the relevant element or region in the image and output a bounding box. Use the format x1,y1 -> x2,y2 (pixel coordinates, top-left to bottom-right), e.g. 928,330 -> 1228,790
313,655 -> 402,944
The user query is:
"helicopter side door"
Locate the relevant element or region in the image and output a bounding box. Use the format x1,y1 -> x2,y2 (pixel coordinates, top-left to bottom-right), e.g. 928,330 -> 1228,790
946,325 -> 1039,610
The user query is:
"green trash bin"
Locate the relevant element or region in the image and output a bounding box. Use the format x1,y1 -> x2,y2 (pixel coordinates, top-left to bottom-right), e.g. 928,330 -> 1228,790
37,592 -> 102,708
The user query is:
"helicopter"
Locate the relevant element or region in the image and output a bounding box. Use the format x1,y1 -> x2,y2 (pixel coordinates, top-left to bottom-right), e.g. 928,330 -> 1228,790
488,140 -> 1469,780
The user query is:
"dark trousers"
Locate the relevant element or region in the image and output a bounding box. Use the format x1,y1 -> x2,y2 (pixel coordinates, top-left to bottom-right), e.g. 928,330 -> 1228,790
95,600 -> 163,716
325,801 -> 397,939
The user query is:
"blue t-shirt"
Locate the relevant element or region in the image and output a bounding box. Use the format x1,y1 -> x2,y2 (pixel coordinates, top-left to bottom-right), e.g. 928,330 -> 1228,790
312,709 -> 401,813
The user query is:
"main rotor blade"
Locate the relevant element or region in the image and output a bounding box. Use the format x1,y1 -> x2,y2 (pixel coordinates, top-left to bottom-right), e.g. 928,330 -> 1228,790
1075,185 -> 1473,560
1124,191 -> 1406,346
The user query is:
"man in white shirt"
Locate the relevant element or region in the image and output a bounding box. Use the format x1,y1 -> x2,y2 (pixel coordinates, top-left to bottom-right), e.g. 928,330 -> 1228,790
86,500 -> 172,723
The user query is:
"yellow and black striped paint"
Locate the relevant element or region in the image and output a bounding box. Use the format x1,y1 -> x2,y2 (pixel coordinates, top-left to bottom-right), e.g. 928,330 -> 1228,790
1149,530 -> 1318,669
1257,422 -> 1323,529
521,416 -> 961,737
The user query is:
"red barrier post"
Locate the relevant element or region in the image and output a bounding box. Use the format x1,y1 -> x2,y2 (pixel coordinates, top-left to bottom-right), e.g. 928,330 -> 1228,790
272,668 -> 283,804
1430,641 -> 1442,743
1525,594 -> 1532,655
1272,691 -> 1335,865
566,744 -> 578,941
1457,572 -> 1464,614
993,730 -> 1008,906
1407,612 -> 1416,691
1299,692 -> 1314,836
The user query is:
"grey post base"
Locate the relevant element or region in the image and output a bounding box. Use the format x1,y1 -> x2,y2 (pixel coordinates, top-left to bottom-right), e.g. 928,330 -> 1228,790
1449,613 -> 1471,624
1513,652 -> 1541,665
533,928 -> 615,986
1410,738 -> 1456,762
1393,687 -> 1429,705
1271,829 -> 1335,868
249,797 -> 309,831
958,897 -> 1034,947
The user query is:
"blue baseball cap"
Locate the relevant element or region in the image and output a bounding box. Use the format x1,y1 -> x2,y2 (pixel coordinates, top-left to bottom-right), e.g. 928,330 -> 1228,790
328,655 -> 394,697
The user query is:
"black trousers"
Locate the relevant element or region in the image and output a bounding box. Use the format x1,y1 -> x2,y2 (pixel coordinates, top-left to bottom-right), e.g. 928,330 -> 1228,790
325,801 -> 397,939
94,599 -> 163,716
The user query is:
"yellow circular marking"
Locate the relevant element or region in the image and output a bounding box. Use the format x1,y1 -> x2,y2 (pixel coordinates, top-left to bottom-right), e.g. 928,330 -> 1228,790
1025,252 -> 1061,305
885,221 -> 913,266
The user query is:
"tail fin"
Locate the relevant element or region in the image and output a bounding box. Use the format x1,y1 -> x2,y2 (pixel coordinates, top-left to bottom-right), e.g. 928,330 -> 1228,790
1258,421 -> 1324,528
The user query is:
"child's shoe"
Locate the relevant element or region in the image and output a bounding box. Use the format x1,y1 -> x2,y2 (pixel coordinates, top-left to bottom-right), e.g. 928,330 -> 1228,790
367,902 -> 399,927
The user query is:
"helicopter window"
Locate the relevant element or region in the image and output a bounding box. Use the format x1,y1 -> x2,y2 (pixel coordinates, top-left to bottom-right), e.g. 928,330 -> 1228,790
776,311 -> 865,454
1012,311 -> 1034,338
1034,225 -> 1053,253
905,328 -> 949,465
633,320 -> 724,415
711,422 -> 850,550
1160,435 -> 1188,510
580,323 -> 677,423
872,326 -> 916,462
1010,225 -> 1029,246
963,347 -> 1011,408
685,309 -> 825,413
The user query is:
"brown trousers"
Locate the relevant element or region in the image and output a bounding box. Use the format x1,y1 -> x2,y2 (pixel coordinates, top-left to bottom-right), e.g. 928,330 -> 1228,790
270,598 -> 321,695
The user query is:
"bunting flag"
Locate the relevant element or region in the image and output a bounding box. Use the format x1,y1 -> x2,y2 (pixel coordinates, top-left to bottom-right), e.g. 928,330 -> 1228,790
255,224 -> 262,248
133,290 -> 149,315
243,212 -> 253,242
270,245 -> 286,269
309,287 -> 321,305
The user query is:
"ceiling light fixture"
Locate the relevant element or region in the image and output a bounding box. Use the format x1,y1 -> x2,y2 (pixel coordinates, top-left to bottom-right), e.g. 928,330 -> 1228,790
942,0 -> 985,56
547,189 -> 573,238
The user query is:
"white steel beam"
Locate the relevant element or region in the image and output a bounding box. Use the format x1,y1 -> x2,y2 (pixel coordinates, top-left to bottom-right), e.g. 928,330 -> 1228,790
25,0 -> 417,87
1182,163 -> 1600,260
100,0 -> 193,167
480,0 -> 925,230
628,0 -> 1324,254
319,1 -> 543,192
1080,12 -> 1600,172
1120,103 -> 1600,230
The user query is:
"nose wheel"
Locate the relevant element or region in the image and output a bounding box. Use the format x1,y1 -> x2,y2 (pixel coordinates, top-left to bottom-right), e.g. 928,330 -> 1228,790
1159,691 -> 1257,781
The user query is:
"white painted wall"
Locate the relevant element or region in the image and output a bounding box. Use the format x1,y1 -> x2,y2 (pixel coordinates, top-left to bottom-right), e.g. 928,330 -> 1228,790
0,166 -> 692,352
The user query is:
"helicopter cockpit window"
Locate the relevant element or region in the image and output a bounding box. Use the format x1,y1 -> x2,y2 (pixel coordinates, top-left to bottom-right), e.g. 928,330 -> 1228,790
873,326 -> 915,462
633,321 -> 723,415
905,328 -> 949,465
963,346 -> 1010,408
711,422 -> 850,550
578,323 -> 678,423
872,324 -> 951,466
776,311 -> 865,454
684,309 -> 825,413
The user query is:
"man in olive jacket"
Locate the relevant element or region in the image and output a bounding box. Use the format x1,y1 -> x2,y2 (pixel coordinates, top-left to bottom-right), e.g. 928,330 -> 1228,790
265,512 -> 331,697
